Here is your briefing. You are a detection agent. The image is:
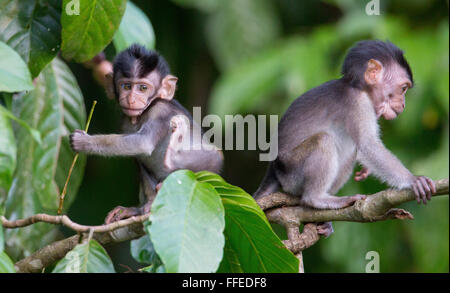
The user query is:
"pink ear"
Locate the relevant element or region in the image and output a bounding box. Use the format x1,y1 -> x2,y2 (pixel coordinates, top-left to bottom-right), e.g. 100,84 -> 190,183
158,75 -> 178,100
364,59 -> 383,85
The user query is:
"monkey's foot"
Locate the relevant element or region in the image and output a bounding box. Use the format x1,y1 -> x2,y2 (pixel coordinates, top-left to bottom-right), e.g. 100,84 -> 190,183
316,222 -> 334,238
342,194 -> 367,207
105,206 -> 141,224
354,167 -> 370,181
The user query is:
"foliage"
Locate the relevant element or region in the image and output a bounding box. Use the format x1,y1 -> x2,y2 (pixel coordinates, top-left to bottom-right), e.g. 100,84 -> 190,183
0,0 -> 62,78
61,0 -> 127,62
52,239 -> 115,273
137,170 -> 297,273
0,225 -> 15,272
148,170 -> 225,273
113,1 -> 155,52
0,41 -> 34,93
0,0 -> 447,273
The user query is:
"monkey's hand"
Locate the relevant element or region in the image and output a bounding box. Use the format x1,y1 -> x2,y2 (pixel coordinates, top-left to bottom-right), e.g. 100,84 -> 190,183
354,167 -> 370,181
105,206 -> 142,224
70,129 -> 91,153
410,176 -> 436,205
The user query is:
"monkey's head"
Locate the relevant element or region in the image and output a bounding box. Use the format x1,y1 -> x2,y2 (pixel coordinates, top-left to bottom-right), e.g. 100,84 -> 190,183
106,44 -> 178,120
342,40 -> 413,120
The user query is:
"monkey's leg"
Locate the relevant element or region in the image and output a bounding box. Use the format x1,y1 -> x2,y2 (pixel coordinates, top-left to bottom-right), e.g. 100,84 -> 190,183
105,206 -> 142,224
291,134 -> 365,209
164,115 -> 223,174
105,164 -> 158,224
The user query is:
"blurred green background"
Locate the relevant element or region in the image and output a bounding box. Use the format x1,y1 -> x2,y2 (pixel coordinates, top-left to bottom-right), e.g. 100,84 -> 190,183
65,0 -> 449,272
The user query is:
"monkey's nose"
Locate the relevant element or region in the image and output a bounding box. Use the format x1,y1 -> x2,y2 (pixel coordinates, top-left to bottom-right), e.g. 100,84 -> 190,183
128,96 -> 136,104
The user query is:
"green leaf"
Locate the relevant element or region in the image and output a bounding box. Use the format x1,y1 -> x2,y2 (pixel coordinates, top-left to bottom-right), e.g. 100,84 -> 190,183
4,58 -> 85,259
0,41 -> 33,92
52,240 -> 115,273
131,229 -> 165,273
0,0 -> 61,78
205,0 -> 280,71
148,170 -> 225,273
195,171 -> 299,273
0,109 -> 16,214
0,251 -> 15,272
61,0 -> 127,62
113,1 -> 155,52
0,105 -> 41,145
52,58 -> 86,211
130,235 -> 160,265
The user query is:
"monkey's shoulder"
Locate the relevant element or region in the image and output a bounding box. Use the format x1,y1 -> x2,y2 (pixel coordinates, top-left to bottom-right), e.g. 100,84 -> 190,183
145,98 -> 192,121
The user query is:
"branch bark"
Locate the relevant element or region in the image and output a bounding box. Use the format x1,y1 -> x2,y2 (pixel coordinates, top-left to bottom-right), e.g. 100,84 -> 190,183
3,179 -> 448,272
258,178 -> 448,254
6,215 -> 149,273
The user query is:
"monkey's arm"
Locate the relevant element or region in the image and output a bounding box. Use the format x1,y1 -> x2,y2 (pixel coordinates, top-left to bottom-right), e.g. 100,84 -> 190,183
70,129 -> 158,156
356,137 -> 413,188
353,116 -> 435,203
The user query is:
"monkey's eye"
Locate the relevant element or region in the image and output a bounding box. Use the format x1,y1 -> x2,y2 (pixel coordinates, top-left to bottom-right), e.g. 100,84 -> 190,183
139,84 -> 148,92
121,83 -> 132,90
401,86 -> 408,94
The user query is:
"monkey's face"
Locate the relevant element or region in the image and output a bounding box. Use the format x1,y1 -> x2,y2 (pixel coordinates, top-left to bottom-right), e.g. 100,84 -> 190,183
116,71 -> 161,117
369,62 -> 412,120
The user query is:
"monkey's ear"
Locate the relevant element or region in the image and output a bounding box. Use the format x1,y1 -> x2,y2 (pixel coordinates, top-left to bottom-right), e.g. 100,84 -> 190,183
364,59 -> 383,85
105,72 -> 115,99
158,75 -> 178,100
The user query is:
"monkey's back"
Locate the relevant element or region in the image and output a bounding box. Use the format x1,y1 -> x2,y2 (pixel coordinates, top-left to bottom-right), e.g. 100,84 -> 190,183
277,79 -> 354,157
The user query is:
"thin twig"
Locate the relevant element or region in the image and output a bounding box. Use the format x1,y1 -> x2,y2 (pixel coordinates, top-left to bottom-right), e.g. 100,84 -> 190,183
58,100 -> 97,214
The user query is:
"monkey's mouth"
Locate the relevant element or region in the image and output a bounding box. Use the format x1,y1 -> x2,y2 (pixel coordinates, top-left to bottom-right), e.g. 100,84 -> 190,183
122,107 -> 145,116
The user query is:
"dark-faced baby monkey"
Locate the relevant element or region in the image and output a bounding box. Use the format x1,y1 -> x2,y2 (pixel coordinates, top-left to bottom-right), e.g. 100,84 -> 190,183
253,40 -> 436,236
70,45 -> 223,223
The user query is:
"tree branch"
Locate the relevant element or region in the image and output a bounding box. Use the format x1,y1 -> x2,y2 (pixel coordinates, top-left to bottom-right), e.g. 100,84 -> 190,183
3,215 -> 149,273
258,178 -> 448,254
3,179 -> 448,272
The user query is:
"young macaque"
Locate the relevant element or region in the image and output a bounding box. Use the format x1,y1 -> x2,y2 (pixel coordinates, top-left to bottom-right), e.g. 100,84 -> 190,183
70,45 -> 223,224
253,40 -> 436,236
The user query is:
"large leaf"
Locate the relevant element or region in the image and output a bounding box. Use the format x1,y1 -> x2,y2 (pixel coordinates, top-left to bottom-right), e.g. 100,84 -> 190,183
4,58 -> 85,259
0,251 -> 15,273
148,170 -> 225,273
0,109 -> 16,214
52,240 -> 115,273
205,0 -> 280,71
0,41 -> 33,92
0,0 -> 61,77
61,0 -> 127,62
130,234 -> 161,265
113,1 -> 155,52
131,226 -> 165,273
195,172 -> 299,273
52,58 -> 86,211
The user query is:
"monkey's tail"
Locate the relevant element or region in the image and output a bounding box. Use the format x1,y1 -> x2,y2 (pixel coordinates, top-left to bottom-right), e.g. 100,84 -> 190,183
253,162 -> 280,200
